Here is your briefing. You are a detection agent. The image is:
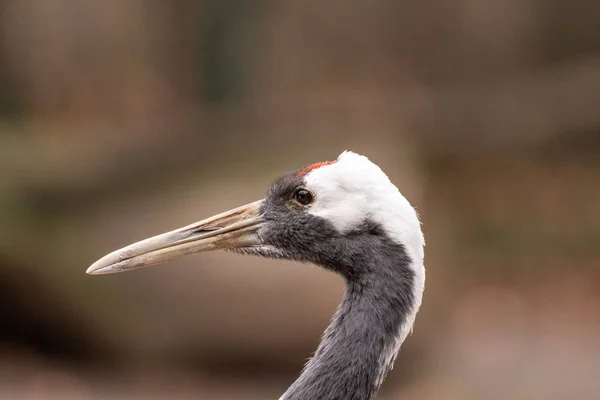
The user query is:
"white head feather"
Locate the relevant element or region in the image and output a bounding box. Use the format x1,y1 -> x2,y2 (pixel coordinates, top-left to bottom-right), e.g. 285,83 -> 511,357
303,151 -> 424,265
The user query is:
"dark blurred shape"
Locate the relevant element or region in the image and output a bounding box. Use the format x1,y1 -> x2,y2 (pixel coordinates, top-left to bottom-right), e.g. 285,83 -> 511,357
0,254 -> 105,363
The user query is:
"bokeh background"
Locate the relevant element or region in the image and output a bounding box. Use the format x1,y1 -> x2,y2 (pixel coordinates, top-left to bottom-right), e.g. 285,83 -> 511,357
1,1 -> 599,399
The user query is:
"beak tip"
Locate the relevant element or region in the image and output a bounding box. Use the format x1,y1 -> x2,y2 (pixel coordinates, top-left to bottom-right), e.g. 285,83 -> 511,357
86,266 -> 99,275
87,256 -> 143,275
87,249 -> 129,275
86,263 -> 105,275
86,256 -> 117,275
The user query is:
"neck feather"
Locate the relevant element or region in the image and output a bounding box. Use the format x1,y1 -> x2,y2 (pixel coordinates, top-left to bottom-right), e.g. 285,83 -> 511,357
281,252 -> 422,400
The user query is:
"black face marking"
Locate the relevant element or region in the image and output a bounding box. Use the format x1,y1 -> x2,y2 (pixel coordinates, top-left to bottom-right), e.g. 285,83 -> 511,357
264,169 -> 305,206
257,171 -> 410,280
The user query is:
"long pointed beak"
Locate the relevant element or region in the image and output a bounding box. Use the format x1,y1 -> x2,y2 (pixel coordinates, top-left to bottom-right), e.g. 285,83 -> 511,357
87,200 -> 264,275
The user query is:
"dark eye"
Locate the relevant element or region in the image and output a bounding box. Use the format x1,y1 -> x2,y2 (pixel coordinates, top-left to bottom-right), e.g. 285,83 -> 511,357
293,188 -> 314,205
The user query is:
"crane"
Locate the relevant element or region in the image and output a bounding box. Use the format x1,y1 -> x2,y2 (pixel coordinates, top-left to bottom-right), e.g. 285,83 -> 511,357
87,151 -> 425,400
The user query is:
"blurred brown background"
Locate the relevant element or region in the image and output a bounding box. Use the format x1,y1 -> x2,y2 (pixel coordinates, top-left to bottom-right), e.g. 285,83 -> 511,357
0,1 -> 599,399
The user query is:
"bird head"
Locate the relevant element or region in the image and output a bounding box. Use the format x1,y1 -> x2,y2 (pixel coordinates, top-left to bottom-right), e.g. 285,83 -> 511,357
87,151 -> 424,281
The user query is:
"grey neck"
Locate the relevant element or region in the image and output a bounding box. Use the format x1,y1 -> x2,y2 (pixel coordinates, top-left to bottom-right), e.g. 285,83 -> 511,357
281,267 -> 416,400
